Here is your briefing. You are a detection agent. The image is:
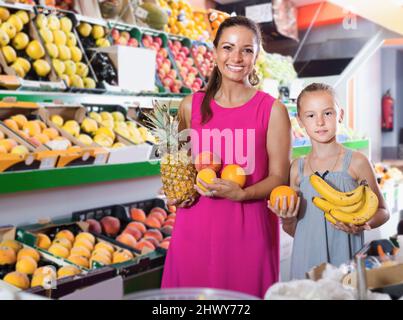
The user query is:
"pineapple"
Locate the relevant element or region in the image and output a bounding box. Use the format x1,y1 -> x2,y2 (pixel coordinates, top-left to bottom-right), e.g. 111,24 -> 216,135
145,102 -> 197,203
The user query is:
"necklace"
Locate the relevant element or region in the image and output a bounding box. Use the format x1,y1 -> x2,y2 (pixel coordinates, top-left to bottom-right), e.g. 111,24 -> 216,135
307,145 -> 343,176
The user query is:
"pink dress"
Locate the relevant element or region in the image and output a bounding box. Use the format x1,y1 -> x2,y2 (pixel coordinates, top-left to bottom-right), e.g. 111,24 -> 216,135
161,91 -> 280,298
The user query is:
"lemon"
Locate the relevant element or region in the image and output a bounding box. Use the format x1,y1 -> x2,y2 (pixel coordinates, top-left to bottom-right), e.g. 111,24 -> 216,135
12,32 -> 29,50
26,40 -> 45,60
33,59 -> 51,77
15,57 -> 31,73
39,27 -> 54,44
46,43 -> 59,59
2,46 -> 17,63
70,46 -> 82,63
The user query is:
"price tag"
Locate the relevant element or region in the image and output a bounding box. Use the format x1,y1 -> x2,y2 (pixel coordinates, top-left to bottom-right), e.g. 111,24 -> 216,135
40,157 -> 56,170
94,154 -> 107,165
135,7 -> 149,20
245,3 -> 273,24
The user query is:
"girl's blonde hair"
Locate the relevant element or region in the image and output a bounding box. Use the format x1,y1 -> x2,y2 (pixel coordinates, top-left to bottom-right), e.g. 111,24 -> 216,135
297,83 -> 338,114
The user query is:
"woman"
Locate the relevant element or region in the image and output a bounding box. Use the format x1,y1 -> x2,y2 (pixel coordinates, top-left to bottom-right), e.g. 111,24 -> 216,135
161,16 -> 291,298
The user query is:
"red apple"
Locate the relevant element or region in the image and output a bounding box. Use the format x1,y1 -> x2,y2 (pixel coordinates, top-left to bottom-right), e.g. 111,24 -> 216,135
198,45 -> 207,54
128,38 -> 138,47
162,76 -> 174,88
100,216 -> 121,237
117,37 -> 128,46
158,48 -> 168,58
86,219 -> 102,234
168,69 -> 177,79
154,37 -> 163,47
111,29 -> 120,41
173,40 -> 182,48
181,47 -> 190,56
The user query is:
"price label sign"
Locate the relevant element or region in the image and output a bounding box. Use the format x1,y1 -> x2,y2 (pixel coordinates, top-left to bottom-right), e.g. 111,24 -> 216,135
40,157 -> 57,170
245,3 -> 273,24
94,154 -> 107,165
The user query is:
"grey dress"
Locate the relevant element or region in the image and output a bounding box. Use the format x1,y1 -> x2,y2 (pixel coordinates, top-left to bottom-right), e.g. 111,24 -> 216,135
290,148 -> 364,280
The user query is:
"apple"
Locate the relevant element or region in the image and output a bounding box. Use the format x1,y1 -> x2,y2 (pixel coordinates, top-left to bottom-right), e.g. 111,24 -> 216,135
121,31 -> 131,41
168,69 -> 177,79
174,40 -> 182,48
162,76 -> 174,88
117,37 -> 128,46
111,29 -> 120,41
181,47 -> 190,56
128,38 -> 138,47
198,45 -> 207,54
154,37 -> 162,47
171,86 -> 180,93
151,43 -> 160,52
142,38 -> 151,48
86,219 -> 102,234
159,48 -> 168,58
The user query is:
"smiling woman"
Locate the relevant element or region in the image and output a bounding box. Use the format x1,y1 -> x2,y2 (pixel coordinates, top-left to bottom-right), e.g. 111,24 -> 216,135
161,16 -> 292,299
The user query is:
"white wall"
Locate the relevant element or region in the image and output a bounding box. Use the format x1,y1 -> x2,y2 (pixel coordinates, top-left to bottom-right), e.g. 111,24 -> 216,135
381,49 -> 398,147
354,50 -> 382,162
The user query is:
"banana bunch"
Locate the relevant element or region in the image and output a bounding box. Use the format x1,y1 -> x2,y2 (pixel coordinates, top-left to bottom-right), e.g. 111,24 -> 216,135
310,174 -> 379,225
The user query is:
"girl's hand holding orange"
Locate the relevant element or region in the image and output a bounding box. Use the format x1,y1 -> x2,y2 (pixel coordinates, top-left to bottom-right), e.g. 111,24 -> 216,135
268,194 -> 300,220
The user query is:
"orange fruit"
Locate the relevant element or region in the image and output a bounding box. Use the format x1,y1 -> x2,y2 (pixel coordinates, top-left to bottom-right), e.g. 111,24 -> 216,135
57,265 -> 81,279
4,271 -> 30,290
221,165 -> 246,188
196,168 -> 217,192
269,186 -> 297,209
52,238 -> 72,250
55,230 -> 75,243
36,233 -> 51,250
48,244 -> 70,258
16,256 -> 37,275
67,255 -> 89,268
94,241 -> 114,254
17,247 -> 40,263
75,232 -> 95,245
0,240 -> 22,253
70,246 -> 91,259
73,238 -> 94,251
0,246 -> 17,265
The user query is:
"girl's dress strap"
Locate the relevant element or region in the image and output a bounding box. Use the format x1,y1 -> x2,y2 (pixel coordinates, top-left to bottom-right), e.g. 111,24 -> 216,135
298,157 -> 305,179
342,149 -> 354,172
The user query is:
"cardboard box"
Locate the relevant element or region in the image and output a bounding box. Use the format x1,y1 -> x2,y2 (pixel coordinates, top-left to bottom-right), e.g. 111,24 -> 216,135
0,123 -> 58,172
0,103 -> 93,168
0,2 -> 66,91
95,46 -> 156,94
81,104 -> 153,164
38,105 -> 110,166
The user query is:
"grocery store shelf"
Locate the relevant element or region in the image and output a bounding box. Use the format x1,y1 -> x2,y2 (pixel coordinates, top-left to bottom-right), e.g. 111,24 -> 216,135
0,161 -> 161,195
292,139 -> 370,158
0,90 -> 183,108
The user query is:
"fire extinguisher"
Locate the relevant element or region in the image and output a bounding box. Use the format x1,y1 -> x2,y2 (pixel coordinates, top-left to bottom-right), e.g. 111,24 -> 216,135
382,90 -> 394,132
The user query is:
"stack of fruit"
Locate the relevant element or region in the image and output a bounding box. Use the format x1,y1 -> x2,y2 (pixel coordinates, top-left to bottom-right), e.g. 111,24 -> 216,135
0,239 -> 83,290
0,7 -> 53,80
76,21 -> 117,87
256,52 -> 297,87
169,39 -> 204,92
35,229 -> 135,268
43,0 -> 75,11
85,206 -> 173,253
2,114 -> 72,151
0,127 -> 29,157
195,151 -> 247,193
110,27 -> 139,47
311,174 -> 379,226
191,43 -> 214,79
83,110 -> 155,147
158,0 -> 210,41
208,9 -> 229,39
35,12 -> 96,89
142,33 -> 185,93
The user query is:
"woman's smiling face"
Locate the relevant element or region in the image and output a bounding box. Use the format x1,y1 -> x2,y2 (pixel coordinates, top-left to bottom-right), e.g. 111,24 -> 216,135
214,26 -> 259,84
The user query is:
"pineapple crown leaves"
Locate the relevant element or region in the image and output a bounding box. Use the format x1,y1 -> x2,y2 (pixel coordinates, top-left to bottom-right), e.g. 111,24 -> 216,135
144,100 -> 186,154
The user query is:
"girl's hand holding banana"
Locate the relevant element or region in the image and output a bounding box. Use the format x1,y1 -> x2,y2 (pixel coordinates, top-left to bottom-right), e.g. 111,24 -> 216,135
268,195 -> 300,222
333,221 -> 371,235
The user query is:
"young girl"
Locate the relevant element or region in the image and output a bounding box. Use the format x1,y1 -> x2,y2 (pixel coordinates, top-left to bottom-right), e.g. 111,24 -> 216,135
268,83 -> 389,280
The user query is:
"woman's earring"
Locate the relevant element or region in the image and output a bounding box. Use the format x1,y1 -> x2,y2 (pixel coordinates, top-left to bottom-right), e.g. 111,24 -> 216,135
249,68 -> 260,86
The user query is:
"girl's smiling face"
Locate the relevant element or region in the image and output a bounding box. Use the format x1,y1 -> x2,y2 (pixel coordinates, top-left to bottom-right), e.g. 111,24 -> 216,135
213,26 -> 259,84
297,90 -> 344,143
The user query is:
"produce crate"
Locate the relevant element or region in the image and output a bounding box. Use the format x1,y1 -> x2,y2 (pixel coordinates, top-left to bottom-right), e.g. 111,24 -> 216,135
0,102 -> 60,171
140,27 -> 191,96
0,2 -> 66,91
0,226 -> 116,299
81,103 -> 154,164
71,202 -> 166,278
33,6 -> 104,94
74,14 -> 117,92
16,220 -> 143,273
167,35 -> 205,92
38,104 -> 110,166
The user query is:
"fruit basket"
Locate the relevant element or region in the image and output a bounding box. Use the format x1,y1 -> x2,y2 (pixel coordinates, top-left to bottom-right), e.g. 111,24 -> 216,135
140,27 -> 191,95
74,14 -> 118,91
33,5 -> 104,93
79,104 -> 153,164
0,102 -> 61,171
16,220 -> 141,271
38,104 -> 110,165
190,40 -> 214,81
71,202 -> 166,276
0,226 -> 115,298
167,35 -> 205,92
0,2 -> 66,91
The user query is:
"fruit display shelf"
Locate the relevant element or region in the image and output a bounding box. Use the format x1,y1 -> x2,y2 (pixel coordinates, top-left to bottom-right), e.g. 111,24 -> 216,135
0,160 -> 160,195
